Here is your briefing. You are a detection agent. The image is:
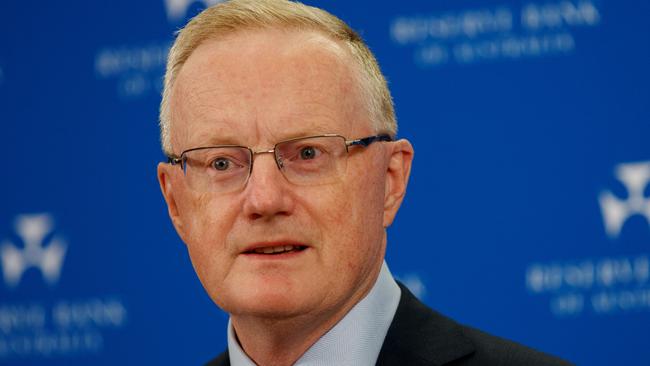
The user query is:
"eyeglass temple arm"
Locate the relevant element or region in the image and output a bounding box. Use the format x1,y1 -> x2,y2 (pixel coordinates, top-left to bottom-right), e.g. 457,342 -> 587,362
346,134 -> 393,147
167,155 -> 190,176
167,155 -> 182,165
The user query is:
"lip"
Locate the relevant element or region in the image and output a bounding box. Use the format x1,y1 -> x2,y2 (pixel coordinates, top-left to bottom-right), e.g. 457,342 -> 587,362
240,241 -> 310,255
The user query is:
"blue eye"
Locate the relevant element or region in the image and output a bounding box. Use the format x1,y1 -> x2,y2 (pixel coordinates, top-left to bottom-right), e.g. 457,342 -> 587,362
211,158 -> 231,171
299,146 -> 318,160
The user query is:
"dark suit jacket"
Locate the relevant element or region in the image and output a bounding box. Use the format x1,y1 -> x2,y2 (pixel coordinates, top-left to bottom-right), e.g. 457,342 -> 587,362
206,283 -> 573,366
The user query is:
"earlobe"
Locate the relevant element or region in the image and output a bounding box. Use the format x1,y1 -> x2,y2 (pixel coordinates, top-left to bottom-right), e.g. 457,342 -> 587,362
157,163 -> 185,235
383,139 -> 414,228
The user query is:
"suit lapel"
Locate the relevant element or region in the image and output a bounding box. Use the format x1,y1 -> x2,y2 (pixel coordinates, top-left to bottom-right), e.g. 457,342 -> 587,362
209,283 -> 475,366
376,283 -> 475,366
205,350 -> 230,366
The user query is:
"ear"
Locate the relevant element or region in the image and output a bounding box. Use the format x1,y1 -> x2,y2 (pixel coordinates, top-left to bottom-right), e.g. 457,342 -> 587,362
157,162 -> 186,237
383,139 -> 414,228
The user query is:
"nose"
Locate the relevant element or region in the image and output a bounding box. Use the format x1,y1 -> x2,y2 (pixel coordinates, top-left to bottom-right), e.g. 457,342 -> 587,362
241,152 -> 294,221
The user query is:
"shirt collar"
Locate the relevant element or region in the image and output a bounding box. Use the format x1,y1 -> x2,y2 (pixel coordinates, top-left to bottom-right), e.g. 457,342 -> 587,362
227,261 -> 401,366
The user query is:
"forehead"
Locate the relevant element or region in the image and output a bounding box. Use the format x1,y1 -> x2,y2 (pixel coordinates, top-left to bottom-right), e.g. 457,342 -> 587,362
170,28 -> 370,149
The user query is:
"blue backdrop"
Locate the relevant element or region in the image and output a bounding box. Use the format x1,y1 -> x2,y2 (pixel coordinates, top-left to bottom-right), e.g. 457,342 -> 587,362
1,1 -> 648,365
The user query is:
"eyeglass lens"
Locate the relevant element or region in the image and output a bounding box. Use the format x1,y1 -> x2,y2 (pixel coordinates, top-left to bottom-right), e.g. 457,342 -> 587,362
181,135 -> 348,193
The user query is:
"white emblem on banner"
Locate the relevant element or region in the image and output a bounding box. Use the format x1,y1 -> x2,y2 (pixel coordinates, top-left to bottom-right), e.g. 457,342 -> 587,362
0,214 -> 67,287
599,161 -> 650,238
164,0 -> 224,21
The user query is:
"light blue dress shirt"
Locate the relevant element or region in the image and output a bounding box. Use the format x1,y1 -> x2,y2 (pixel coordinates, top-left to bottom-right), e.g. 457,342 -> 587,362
227,261 -> 402,366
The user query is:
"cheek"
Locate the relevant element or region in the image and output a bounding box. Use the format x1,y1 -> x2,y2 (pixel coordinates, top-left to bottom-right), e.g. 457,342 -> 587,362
311,169 -> 386,255
348,163 -> 386,221
175,190 -> 240,281
347,167 -> 387,250
178,191 -> 235,241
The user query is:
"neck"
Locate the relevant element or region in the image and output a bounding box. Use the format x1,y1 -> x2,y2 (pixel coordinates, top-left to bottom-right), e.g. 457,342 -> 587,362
232,313 -> 335,366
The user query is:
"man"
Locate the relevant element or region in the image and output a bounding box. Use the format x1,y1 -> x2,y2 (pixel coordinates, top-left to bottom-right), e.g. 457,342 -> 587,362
157,1 -> 573,365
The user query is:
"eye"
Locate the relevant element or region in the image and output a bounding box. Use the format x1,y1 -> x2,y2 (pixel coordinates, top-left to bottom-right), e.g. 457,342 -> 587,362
299,146 -> 319,160
211,157 -> 231,171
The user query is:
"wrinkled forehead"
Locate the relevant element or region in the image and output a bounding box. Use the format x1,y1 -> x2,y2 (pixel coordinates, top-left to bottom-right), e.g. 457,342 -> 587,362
169,28 -> 371,150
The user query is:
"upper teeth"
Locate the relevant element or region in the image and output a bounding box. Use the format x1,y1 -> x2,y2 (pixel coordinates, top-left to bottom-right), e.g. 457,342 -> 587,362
254,245 -> 297,254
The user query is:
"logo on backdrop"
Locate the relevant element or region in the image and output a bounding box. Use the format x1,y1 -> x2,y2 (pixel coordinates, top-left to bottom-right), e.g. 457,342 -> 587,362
0,214 -> 67,288
164,0 -> 224,22
391,0 -> 601,67
95,0 -> 223,99
0,214 -> 128,361
525,160 -> 650,318
599,161 -> 650,238
94,43 -> 169,99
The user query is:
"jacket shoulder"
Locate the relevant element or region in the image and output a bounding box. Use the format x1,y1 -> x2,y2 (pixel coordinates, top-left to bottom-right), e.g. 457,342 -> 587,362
204,350 -> 229,366
378,283 -> 574,366
457,325 -> 573,366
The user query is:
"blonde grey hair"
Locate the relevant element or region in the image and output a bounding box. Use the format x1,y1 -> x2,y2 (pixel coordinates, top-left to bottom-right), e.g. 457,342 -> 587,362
159,0 -> 397,154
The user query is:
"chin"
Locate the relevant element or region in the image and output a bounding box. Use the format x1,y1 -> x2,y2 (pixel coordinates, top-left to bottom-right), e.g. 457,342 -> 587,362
228,293 -> 313,319
214,277 -> 319,319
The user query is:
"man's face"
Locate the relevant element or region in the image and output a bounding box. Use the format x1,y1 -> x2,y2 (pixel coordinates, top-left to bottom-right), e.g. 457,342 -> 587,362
158,29 -> 411,321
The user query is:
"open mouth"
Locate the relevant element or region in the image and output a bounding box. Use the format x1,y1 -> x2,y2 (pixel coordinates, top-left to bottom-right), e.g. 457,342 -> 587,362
244,245 -> 307,255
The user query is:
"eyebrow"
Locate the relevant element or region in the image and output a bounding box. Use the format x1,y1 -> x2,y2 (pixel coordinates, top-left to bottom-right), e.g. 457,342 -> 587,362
189,131 -> 243,147
187,119 -> 341,148
202,136 -> 243,146
276,121 -> 338,141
